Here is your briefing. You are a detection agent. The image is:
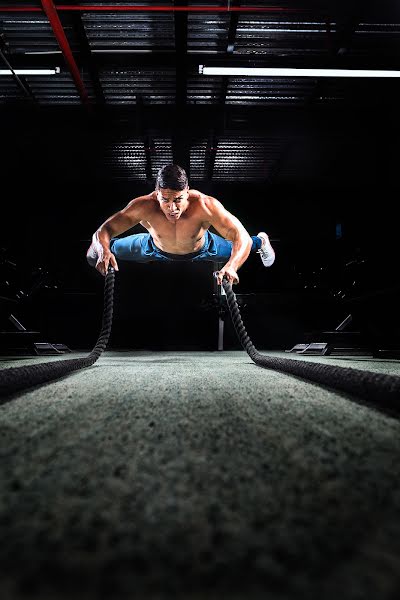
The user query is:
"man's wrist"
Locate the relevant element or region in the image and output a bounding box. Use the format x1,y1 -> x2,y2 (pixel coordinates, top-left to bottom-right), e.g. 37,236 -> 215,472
93,234 -> 109,254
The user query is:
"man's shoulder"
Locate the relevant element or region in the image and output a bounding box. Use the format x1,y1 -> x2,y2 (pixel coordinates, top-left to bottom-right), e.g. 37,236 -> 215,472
125,193 -> 157,215
134,192 -> 157,204
189,190 -> 220,212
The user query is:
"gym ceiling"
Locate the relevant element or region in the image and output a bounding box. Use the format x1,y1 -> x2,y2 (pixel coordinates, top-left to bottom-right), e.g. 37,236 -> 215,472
1,0 -> 399,185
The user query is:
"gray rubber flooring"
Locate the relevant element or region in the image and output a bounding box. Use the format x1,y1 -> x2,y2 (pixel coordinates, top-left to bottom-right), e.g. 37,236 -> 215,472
1,350 -> 400,600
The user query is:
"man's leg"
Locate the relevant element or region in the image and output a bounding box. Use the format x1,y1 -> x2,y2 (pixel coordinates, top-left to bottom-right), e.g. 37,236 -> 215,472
87,233 -> 171,267
110,233 -> 163,262
191,231 -> 274,265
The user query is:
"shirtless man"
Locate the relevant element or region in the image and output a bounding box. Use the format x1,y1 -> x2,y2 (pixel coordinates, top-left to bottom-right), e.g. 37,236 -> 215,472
87,164 -> 275,285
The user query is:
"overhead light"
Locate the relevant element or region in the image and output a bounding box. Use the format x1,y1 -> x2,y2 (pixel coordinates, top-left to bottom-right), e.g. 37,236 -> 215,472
199,65 -> 400,78
0,67 -> 61,75
24,51 -> 63,55
93,50 -> 162,54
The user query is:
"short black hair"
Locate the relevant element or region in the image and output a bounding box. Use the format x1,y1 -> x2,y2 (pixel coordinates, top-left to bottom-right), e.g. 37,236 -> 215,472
156,164 -> 188,191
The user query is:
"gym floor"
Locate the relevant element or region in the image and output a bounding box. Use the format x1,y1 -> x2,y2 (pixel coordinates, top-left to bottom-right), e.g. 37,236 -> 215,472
1,350 -> 400,599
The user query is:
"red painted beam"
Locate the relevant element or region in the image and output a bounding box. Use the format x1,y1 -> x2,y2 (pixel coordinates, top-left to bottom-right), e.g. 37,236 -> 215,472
40,0 -> 90,106
0,5 -> 312,13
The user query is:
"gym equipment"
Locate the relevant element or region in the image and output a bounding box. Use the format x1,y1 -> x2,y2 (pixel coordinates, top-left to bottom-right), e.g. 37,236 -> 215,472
0,269 -> 399,416
286,314 -> 374,356
0,249 -> 70,355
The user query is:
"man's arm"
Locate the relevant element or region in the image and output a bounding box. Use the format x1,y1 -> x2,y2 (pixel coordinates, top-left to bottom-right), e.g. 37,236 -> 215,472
90,196 -> 151,275
205,196 -> 252,285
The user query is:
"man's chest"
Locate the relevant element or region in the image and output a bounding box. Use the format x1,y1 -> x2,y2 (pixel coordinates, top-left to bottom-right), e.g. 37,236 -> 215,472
143,212 -> 209,240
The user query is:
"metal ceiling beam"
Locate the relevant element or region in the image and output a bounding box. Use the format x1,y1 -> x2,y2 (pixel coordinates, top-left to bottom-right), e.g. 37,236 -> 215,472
220,77 -> 228,107
266,142 -> 292,185
226,1 -> 240,54
0,6 -> 312,14
172,132 -> 191,176
172,0 -> 189,174
9,52 -> 400,71
40,0 -> 90,106
70,12 -> 105,105
135,93 -> 144,134
206,133 -> 218,181
306,79 -> 325,106
174,0 -> 188,109
333,18 -> 360,57
220,0 -> 240,106
312,12 -> 360,107
144,136 -> 154,183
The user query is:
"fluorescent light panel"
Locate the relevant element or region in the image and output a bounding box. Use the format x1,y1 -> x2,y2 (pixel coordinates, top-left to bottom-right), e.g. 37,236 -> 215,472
199,66 -> 400,78
0,67 -> 60,75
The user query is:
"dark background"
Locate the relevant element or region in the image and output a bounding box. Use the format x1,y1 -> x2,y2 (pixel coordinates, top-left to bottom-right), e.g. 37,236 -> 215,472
1,1 -> 400,351
2,105 -> 399,352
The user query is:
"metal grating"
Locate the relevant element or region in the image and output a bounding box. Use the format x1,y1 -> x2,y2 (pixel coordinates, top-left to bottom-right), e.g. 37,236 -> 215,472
190,138 -> 208,180
82,12 -> 175,52
234,14 -> 334,57
103,139 -> 147,180
1,12 -> 78,55
187,13 -> 229,54
0,77 -> 27,104
100,68 -> 176,104
313,77 -> 398,108
187,72 -> 224,104
151,137 -> 173,180
25,71 -> 95,105
0,2 -> 399,112
350,22 -> 400,57
226,77 -> 316,106
313,79 -> 346,105
212,136 -> 286,182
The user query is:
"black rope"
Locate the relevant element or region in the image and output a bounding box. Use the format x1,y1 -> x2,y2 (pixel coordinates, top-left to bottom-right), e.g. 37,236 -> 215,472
221,278 -> 400,413
2,266 -> 399,412
0,268 -> 115,398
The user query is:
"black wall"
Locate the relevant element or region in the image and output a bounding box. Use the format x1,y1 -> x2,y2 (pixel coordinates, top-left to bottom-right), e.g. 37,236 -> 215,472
1,105 -> 399,351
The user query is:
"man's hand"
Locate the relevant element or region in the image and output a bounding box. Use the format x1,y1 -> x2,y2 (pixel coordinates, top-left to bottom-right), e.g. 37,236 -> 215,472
96,248 -> 119,276
216,265 -> 239,286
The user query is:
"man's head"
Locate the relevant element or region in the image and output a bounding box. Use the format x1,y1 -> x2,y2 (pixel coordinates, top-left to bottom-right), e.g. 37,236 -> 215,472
155,164 -> 189,222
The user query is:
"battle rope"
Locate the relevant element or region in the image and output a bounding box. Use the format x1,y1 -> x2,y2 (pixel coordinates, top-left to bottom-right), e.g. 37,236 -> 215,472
0,268 -> 115,398
1,268 -> 399,411
220,276 -> 400,413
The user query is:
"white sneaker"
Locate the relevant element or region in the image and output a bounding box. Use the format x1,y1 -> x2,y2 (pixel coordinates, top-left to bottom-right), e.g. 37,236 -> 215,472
256,232 -> 275,267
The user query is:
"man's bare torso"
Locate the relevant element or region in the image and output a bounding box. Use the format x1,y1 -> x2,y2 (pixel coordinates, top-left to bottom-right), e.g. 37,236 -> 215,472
139,189 -> 211,254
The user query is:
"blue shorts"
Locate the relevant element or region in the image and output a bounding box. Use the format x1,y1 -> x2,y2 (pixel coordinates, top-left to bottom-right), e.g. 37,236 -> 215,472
109,230 -> 261,263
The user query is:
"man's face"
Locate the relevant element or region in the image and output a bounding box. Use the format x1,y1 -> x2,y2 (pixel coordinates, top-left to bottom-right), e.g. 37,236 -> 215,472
157,187 -> 189,222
